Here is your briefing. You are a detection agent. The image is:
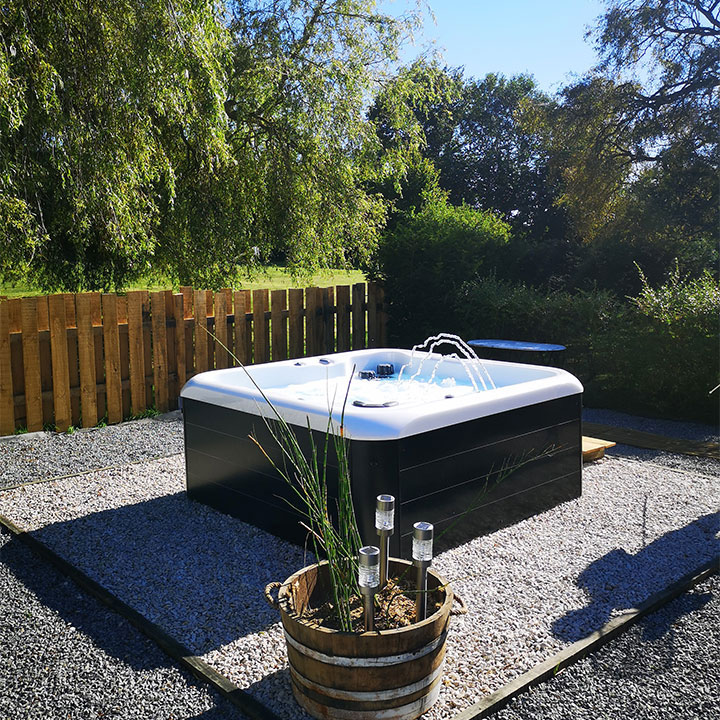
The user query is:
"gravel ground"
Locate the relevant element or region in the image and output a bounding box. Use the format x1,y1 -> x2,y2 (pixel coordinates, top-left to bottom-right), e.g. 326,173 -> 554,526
491,572 -> 720,720
0,528 -> 249,720
0,413 -> 717,719
606,444 -> 720,477
0,412 -> 184,490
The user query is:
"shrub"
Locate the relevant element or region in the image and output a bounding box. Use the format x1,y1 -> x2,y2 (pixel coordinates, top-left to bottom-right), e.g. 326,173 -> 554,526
368,197 -> 510,345
454,271 -> 718,423
622,267 -> 719,421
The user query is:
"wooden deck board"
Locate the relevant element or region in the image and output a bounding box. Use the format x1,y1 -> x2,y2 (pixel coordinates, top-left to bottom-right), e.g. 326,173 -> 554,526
582,436 -> 616,463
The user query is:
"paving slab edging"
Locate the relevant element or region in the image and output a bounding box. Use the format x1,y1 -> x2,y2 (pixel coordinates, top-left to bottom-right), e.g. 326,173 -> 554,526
0,513 -> 282,720
450,557 -> 719,720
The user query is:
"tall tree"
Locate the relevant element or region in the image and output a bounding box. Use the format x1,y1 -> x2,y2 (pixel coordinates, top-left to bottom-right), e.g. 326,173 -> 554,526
1,0 -> 418,290
368,66 -> 568,244
551,0 -> 719,243
0,0 -> 231,290
157,0 -> 420,286
593,0 -> 719,163
440,73 -> 566,243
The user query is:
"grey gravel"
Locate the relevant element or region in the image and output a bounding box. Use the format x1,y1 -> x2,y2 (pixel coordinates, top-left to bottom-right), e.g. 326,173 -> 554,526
0,412 -> 184,490
491,572 -> 720,720
583,407 -> 718,443
0,416 -> 717,720
0,528 -> 249,720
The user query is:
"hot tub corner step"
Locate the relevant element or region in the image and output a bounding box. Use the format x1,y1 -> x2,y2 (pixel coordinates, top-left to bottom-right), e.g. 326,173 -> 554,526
582,436 -> 616,463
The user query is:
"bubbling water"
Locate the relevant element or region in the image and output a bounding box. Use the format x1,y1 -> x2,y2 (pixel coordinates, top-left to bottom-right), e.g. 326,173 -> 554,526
397,333 -> 496,392
284,334 -> 495,409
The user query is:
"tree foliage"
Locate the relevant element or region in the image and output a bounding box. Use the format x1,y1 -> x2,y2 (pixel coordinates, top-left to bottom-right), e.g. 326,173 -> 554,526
369,196 -> 510,345
0,0 -> 418,290
157,0 -> 418,287
0,0 -> 231,290
369,66 -> 567,243
593,0 -> 719,162
549,0 -> 719,243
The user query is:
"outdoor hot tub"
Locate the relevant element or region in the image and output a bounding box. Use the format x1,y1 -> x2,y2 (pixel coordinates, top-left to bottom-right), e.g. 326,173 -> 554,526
180,346 -> 584,554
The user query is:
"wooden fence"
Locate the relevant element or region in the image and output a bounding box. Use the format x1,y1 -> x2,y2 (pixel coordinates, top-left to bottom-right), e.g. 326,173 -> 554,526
0,283 -> 386,435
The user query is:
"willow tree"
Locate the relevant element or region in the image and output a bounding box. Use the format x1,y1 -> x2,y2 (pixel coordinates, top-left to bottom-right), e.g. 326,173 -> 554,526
156,0 -> 421,287
0,0 -> 230,290
1,1 -> 420,290
548,0 -> 719,242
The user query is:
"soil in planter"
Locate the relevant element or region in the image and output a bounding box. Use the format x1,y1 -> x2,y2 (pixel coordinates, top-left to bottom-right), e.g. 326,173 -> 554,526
299,577 -> 444,632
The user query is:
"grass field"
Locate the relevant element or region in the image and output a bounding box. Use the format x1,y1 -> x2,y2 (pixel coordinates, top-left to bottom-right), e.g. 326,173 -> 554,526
0,267 -> 367,298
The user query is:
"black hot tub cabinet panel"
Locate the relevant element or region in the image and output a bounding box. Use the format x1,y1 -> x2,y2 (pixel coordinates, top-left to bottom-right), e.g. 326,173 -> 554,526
183,393 -> 582,553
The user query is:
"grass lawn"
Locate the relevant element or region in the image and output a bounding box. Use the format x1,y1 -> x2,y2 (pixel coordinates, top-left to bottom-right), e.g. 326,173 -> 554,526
0,267 -> 367,298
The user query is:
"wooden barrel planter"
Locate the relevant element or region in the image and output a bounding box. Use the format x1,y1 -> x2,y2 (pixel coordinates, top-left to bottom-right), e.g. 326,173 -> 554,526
266,558 -> 454,720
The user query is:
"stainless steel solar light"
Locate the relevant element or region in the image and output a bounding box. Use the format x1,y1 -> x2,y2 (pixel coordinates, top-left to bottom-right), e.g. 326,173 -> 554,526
358,546 -> 380,632
412,521 -> 434,622
375,494 -> 395,588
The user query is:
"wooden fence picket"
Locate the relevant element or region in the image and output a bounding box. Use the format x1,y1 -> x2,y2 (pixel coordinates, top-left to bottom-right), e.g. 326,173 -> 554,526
163,291 -> 177,408
37,295 -> 53,426
214,291 -> 229,369
48,294 -> 72,431
253,289 -> 269,363
102,294 -> 123,425
0,282 -> 384,434
150,291 -> 169,413
271,289 -> 287,361
336,284 -> 350,353
173,294 -> 187,391
288,288 -> 304,359
0,300 -> 14,435
234,290 -> 251,366
21,297 -> 43,431
76,293 -> 99,428
351,283 -> 366,350
127,291 -> 146,415
194,289 -> 208,374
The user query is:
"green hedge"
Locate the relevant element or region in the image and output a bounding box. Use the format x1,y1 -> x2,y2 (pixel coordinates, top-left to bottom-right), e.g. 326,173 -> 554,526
453,272 -> 719,423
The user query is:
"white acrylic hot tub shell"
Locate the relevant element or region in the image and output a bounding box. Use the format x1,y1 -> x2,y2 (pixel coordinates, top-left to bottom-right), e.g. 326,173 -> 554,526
179,348 -> 583,441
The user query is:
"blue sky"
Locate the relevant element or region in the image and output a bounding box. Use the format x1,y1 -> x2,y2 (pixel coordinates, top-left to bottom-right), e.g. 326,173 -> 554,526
379,0 -> 607,94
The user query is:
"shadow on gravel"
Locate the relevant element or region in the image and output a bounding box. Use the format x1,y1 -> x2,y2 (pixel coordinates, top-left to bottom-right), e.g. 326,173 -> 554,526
3,491 -> 310,660
244,667 -> 308,720
552,512 -> 719,642
1,532 -> 176,673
